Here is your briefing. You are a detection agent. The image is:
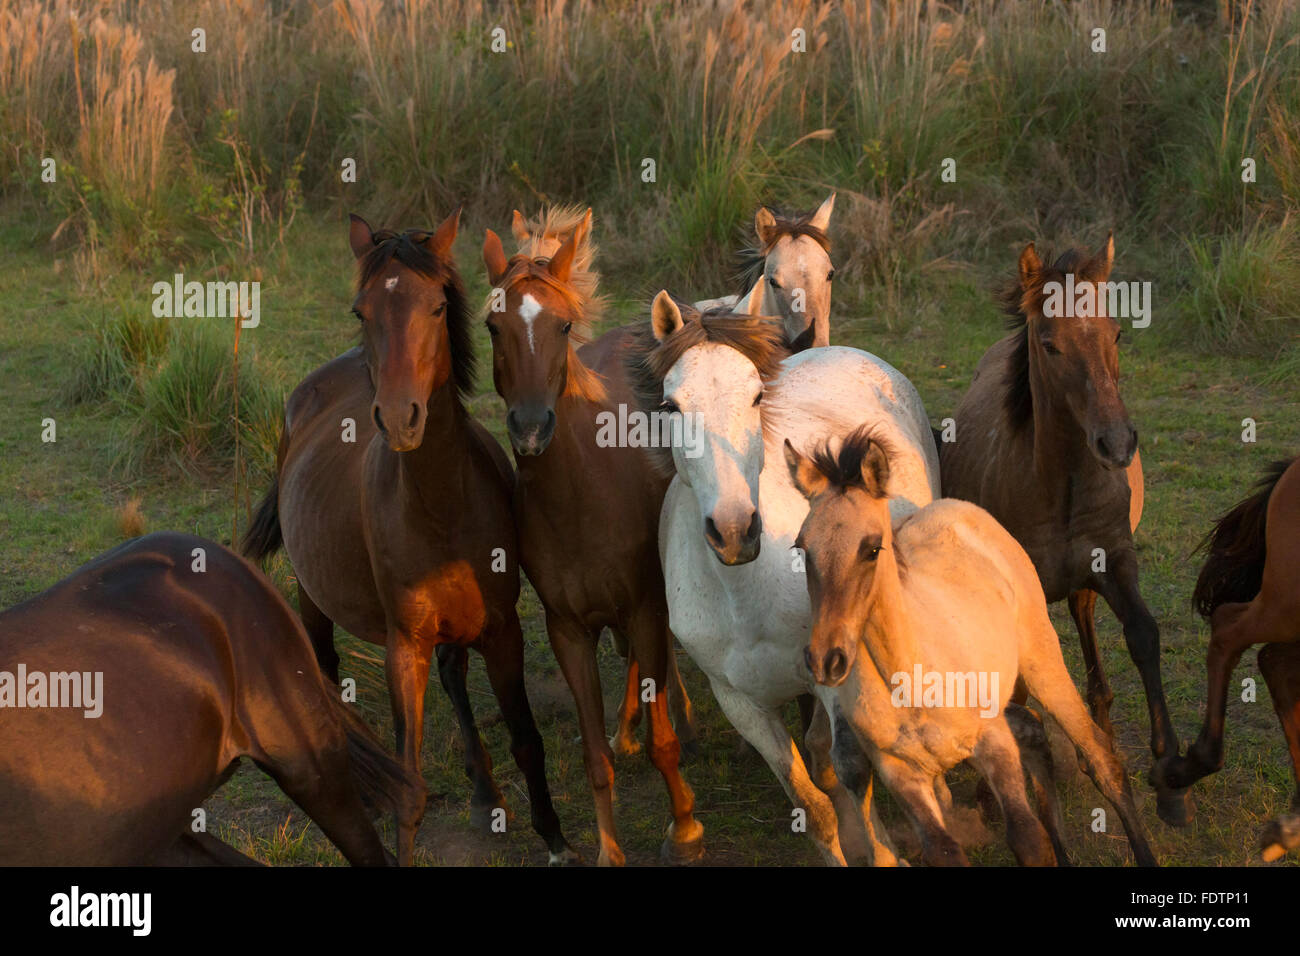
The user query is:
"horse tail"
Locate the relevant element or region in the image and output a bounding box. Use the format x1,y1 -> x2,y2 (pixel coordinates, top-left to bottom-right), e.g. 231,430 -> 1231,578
1192,457 -> 1295,617
241,475 -> 283,562
335,696 -> 427,827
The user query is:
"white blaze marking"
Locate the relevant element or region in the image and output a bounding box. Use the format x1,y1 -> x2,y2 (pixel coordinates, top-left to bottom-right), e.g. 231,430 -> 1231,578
519,293 -> 543,354
384,276 -> 399,291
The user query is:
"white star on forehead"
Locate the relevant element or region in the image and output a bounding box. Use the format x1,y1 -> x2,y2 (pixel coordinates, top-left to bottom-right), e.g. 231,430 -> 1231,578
384,276 -> 399,291
519,294 -> 542,354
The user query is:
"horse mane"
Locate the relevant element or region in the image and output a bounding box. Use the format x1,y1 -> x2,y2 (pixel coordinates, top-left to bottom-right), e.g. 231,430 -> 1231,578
358,228 -> 475,400
806,424 -> 899,498
999,245 -> 1110,431
627,301 -> 790,475
494,253 -> 607,403
1192,456 -> 1296,617
516,204 -> 603,305
736,205 -> 833,290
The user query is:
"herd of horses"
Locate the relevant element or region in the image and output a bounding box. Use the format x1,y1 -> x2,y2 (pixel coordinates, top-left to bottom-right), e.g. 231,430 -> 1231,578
1,198 -> 1296,866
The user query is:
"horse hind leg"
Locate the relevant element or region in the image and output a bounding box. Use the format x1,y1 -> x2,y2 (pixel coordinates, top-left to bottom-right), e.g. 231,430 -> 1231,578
435,643 -> 507,833
1257,643 -> 1300,860
1069,589 -> 1115,740
299,586 -> 340,684
1019,618 -> 1158,866
872,752 -> 968,866
610,628 -> 643,757
666,637 -> 699,757
968,716 -> 1056,866
1005,703 -> 1072,865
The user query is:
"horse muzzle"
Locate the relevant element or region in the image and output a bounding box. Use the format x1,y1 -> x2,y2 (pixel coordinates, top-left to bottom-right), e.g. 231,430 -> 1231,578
704,510 -> 762,566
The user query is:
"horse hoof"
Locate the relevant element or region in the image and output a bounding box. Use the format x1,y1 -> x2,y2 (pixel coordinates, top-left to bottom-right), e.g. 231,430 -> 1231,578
610,734 -> 642,757
661,833 -> 705,865
547,845 -> 582,867
470,800 -> 511,834
1155,786 -> 1193,828
596,846 -> 626,867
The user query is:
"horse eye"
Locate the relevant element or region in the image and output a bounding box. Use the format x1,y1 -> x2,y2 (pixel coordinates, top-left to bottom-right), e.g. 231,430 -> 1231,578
859,539 -> 881,561
353,309 -> 364,323
660,398 -> 680,414
1042,340 -> 1061,355
1114,330 -> 1122,344
486,321 -> 499,337
752,391 -> 763,407
562,322 -> 573,335
768,277 -> 782,290
827,269 -> 836,281
433,302 -> 447,316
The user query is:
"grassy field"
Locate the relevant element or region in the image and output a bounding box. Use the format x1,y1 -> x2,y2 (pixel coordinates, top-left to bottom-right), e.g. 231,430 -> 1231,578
0,0 -> 1297,866
0,205 -> 1295,865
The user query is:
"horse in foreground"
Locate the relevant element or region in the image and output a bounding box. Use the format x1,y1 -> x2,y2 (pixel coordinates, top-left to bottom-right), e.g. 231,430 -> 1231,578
630,293 -> 941,864
244,211 -> 572,865
1153,455 -> 1300,860
787,429 -> 1158,866
482,219 -> 704,866
0,532 -> 425,866
938,237 -> 1190,826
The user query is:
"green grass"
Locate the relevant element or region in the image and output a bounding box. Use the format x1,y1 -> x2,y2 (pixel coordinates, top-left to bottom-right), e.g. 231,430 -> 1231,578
1,207 -> 1297,866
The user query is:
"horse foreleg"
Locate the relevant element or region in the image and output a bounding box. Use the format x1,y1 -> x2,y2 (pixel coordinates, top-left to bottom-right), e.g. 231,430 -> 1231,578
1005,703 -> 1072,865
1256,642 -> 1300,861
819,702 -> 902,866
665,635 -> 699,756
872,752 -> 967,866
970,717 -> 1056,866
435,643 -> 505,832
299,586 -> 340,684
479,614 -> 577,865
1069,589 -> 1115,740
709,680 -> 847,865
547,612 -> 624,866
385,633 -> 433,865
1092,549 -> 1189,826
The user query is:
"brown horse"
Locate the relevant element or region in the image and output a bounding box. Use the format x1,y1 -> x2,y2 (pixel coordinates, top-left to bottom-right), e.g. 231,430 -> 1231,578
0,532 -> 425,865
481,222 -> 705,866
1153,455 -> 1300,859
939,237 -> 1190,826
507,204 -> 698,757
243,211 -> 573,865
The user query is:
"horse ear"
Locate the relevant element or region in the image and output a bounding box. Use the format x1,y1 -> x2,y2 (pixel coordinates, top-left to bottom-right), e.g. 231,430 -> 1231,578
860,441 -> 891,499
1017,243 -> 1041,289
651,291 -> 684,342
510,209 -> 530,244
483,229 -> 509,286
755,207 -> 779,248
348,213 -> 374,260
785,440 -> 828,500
572,207 -> 594,250
1091,232 -> 1115,282
426,206 -> 461,259
735,275 -> 767,316
548,227 -> 578,282
810,192 -> 836,232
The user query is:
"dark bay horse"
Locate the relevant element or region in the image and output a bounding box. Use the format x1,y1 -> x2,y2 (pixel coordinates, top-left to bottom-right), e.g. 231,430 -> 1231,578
0,532 -> 424,865
939,237 -> 1190,826
1153,455 -> 1300,858
243,211 -> 573,865
481,223 -> 705,866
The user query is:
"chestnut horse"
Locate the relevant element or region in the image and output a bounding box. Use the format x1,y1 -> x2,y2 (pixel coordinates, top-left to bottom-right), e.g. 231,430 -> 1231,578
480,221 -> 704,866
1153,455 -> 1300,859
243,211 -> 573,865
938,237 -> 1190,826
0,532 -> 425,865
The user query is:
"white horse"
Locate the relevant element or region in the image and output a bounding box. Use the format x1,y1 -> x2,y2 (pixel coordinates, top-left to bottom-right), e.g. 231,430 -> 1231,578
631,289 -> 938,864
783,428 -> 1158,866
693,193 -> 836,349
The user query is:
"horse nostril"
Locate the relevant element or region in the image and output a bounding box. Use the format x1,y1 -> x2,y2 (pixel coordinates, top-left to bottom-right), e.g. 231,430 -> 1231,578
825,648 -> 848,682
373,405 -> 385,434
704,517 -> 724,548
745,510 -> 761,541
803,646 -> 815,673
408,403 -> 420,429
1095,433 -> 1110,460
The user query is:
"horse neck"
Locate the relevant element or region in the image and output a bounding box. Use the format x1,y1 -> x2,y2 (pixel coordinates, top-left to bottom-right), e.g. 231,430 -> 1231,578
859,547 -> 921,679
515,387 -> 608,499
397,379 -> 471,488
1025,371 -> 1111,493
